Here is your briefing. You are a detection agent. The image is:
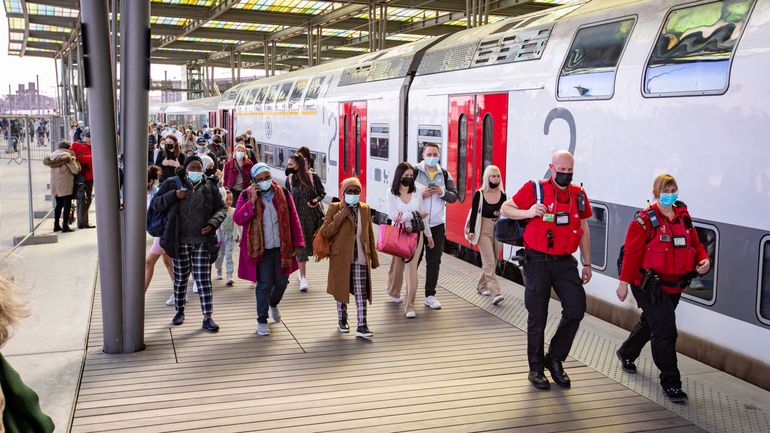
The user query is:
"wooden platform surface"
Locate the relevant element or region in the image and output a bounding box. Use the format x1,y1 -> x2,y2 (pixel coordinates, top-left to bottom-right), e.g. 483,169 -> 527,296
70,254 -> 704,433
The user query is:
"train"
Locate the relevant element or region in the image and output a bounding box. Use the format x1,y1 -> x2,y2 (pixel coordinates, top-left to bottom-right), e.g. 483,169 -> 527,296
150,0 -> 770,388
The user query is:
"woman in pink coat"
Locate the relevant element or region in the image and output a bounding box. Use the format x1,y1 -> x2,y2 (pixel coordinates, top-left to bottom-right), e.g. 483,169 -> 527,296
233,163 -> 304,336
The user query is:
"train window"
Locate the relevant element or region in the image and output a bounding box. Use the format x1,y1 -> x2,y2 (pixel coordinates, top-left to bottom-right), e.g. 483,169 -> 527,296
262,143 -> 275,166
343,115 -> 349,173
288,80 -> 308,111
264,85 -> 280,111
759,237 -> 770,323
457,114 -> 468,203
584,203 -> 608,271
355,115 -> 361,176
253,87 -> 268,110
275,82 -> 293,111
417,126 -> 442,163
304,76 -> 326,111
558,18 -> 635,100
644,0 -> 755,96
683,224 -> 719,305
370,124 -> 389,159
481,114 -> 493,172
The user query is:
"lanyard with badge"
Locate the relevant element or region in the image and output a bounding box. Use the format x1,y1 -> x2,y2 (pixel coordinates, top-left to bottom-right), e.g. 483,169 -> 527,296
543,182 -> 575,226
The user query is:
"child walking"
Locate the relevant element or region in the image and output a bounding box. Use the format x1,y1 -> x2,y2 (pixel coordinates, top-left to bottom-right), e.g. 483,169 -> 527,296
216,191 -> 237,286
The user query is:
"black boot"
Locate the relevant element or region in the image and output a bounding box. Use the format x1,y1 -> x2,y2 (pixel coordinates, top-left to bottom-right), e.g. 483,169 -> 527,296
616,349 -> 637,373
202,317 -> 219,333
544,353 -> 571,388
171,309 -> 185,326
53,222 -> 62,232
338,320 -> 350,333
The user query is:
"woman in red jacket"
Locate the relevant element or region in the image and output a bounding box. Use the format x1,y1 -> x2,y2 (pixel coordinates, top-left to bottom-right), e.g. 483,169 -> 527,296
616,174 -> 710,403
223,144 -> 254,201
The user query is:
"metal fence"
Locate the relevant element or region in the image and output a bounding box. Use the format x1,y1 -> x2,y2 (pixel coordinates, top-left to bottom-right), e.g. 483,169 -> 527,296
0,115 -> 66,255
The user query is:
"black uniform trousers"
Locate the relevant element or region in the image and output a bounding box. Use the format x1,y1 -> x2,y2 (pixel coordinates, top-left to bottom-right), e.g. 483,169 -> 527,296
619,286 -> 682,390
422,224 -> 445,298
523,252 -> 586,373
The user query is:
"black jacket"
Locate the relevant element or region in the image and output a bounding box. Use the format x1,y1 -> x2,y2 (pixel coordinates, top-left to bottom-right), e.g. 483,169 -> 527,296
151,175 -> 226,258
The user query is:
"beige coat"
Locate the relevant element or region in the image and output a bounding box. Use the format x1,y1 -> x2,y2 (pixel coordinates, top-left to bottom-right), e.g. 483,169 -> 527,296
43,149 -> 80,197
320,202 -> 380,304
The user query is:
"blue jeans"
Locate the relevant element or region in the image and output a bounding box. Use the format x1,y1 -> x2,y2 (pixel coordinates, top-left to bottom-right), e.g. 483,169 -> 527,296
215,232 -> 235,280
256,248 -> 289,324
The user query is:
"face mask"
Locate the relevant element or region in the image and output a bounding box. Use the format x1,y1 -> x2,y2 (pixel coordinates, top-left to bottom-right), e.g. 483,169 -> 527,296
400,177 -> 414,187
658,192 -> 678,207
258,180 -> 272,191
171,128 -> 177,133
488,181 -> 500,189
285,167 -> 297,176
187,171 -> 203,183
197,147 -> 207,154
344,194 -> 360,207
235,151 -> 244,160
424,156 -> 439,167
166,144 -> 174,151
553,171 -> 573,188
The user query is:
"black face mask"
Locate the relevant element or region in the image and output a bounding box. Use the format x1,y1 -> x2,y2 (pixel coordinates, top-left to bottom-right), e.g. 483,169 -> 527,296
400,177 -> 414,187
166,144 -> 174,151
488,181 -> 500,189
285,167 -> 297,176
554,171 -> 573,187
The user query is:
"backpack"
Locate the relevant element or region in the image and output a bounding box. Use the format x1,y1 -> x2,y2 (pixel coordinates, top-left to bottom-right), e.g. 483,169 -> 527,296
494,180 -> 543,246
147,177 -> 182,237
616,208 -> 660,274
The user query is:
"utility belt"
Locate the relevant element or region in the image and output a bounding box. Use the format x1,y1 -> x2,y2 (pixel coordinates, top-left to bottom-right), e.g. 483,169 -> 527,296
638,269 -> 697,304
516,249 -> 573,266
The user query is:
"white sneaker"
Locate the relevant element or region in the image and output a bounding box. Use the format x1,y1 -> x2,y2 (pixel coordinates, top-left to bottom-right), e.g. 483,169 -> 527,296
215,270 -> 223,280
424,296 -> 442,310
165,294 -> 175,306
405,311 -> 416,319
192,282 -> 199,293
257,322 -> 270,336
269,305 -> 281,323
389,296 -> 403,304
299,276 -> 308,292
492,294 -> 505,305
479,290 -> 491,296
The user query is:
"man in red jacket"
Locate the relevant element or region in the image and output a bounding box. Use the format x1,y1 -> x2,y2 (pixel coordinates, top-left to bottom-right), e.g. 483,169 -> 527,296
70,130 -> 95,229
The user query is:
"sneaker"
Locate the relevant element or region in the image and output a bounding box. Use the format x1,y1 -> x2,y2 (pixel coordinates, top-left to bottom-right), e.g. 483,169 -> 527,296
492,294 -> 504,305
215,270 -> 223,280
616,349 -> 637,374
299,276 -> 308,292
338,320 -> 350,333
165,294 -> 175,306
171,310 -> 185,326
356,325 -> 374,338
479,290 -> 491,296
424,296 -> 442,310
202,317 -> 219,333
389,296 -> 403,304
269,305 -> 281,323
664,387 -> 688,403
226,280 -> 234,287
192,282 -> 199,293
257,322 -> 270,336
405,311 -> 416,319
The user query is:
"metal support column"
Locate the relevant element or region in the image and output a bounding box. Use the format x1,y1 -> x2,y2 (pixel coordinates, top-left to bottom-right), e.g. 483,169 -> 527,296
263,40 -> 269,76
119,0 -> 149,353
76,33 -> 87,122
111,0 -> 119,130
271,41 -> 276,75
80,0 -> 124,354
237,52 -> 241,83
315,26 -> 321,65
307,25 -> 313,67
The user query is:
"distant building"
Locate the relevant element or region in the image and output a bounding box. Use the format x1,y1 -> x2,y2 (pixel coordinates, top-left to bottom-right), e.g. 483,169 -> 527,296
0,83 -> 56,114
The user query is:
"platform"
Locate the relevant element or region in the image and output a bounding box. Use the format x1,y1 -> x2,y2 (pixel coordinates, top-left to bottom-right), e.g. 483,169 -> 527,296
5,222 -> 770,432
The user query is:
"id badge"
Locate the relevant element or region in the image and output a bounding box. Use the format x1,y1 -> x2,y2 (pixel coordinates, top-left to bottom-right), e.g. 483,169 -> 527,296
543,213 -> 555,223
659,235 -> 671,242
673,235 -> 687,248
556,212 -> 570,226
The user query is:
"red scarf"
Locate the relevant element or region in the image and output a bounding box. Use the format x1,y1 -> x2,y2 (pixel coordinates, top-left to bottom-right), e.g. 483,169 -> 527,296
247,183 -> 294,271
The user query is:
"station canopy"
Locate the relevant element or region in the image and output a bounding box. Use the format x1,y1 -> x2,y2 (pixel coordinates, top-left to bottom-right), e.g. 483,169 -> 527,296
3,0 -> 575,70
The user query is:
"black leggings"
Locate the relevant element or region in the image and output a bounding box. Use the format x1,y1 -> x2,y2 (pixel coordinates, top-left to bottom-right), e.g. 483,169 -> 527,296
55,195 -> 73,226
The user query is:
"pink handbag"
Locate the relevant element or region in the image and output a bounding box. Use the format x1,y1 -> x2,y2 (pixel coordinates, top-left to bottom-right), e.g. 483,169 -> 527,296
377,213 -> 418,259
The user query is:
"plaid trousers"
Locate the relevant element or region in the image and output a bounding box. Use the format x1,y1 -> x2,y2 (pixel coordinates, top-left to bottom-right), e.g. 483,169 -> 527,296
337,263 -> 368,326
173,243 -> 214,316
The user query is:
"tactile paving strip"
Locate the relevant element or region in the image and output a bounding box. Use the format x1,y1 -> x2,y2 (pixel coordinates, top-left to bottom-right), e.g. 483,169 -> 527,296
432,255 -> 770,433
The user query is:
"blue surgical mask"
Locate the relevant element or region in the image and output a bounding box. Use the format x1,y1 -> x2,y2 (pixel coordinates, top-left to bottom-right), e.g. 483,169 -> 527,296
424,156 -> 439,167
187,171 -> 203,183
344,194 -> 360,207
258,180 -> 272,191
658,192 -> 678,207
235,151 -> 244,160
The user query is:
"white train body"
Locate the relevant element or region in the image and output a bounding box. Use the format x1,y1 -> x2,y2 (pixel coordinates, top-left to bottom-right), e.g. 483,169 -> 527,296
156,0 -> 770,378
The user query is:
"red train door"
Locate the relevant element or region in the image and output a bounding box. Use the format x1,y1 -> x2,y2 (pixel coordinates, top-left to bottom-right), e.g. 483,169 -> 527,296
339,101 -> 368,200
446,93 -> 508,247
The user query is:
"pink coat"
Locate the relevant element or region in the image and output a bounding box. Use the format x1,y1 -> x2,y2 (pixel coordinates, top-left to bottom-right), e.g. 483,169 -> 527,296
233,184 -> 305,282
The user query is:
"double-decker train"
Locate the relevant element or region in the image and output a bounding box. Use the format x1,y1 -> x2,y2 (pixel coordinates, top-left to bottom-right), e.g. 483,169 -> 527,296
151,0 -> 770,388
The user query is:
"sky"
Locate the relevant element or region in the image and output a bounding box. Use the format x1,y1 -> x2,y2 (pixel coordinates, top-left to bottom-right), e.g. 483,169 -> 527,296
0,7 -> 263,100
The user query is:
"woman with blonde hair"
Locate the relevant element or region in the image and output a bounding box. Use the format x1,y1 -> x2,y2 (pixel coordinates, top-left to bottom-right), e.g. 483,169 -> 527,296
465,165 -> 507,305
223,143 -> 254,201
0,273 -> 55,432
